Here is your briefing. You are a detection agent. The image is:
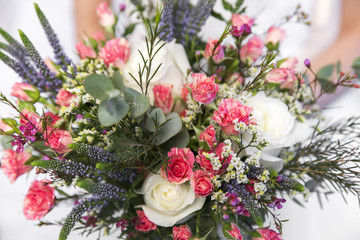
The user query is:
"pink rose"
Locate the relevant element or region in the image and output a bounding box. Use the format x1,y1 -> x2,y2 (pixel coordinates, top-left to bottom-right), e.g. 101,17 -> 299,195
199,125 -> 217,148
0,119 -> 12,132
279,57 -> 298,69
45,128 -> 73,154
203,38 -> 225,63
153,84 -> 174,114
96,1 -> 115,28
55,89 -> 76,107
44,112 -> 61,126
173,225 -> 192,240
180,85 -> 190,102
23,180 -> 55,220
196,143 -> 232,175
91,31 -> 106,44
265,68 -> 289,83
1,149 -> 32,183
160,148 -> 195,184
190,73 -> 219,105
76,41 -> 97,59
20,109 -> 43,132
135,210 -> 157,232
253,228 -> 282,240
225,223 -> 243,240
190,170 -> 214,197
265,26 -> 286,44
231,14 -> 255,28
99,38 -> 130,68
10,83 -> 38,102
212,98 -> 253,135
240,35 -> 264,62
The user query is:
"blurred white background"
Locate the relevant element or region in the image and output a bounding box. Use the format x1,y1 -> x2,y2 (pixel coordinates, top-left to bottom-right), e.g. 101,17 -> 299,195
0,0 -> 359,239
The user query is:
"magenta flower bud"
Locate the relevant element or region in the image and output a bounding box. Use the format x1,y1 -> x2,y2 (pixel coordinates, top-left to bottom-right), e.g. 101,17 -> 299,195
304,58 -> 311,68
277,176 -> 283,182
119,3 -> 126,11
223,214 -> 229,220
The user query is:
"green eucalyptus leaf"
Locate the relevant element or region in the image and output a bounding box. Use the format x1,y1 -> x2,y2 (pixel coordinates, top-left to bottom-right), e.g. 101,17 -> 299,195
161,128 -> 190,151
124,87 -> 141,102
317,64 -> 336,93
130,94 -> 150,118
317,64 -> 334,79
222,0 -> 233,11
352,56 -> 360,76
111,71 -> 125,93
0,135 -> 13,149
146,108 -> 166,132
98,97 -> 129,126
152,112 -> 182,145
84,74 -> 114,100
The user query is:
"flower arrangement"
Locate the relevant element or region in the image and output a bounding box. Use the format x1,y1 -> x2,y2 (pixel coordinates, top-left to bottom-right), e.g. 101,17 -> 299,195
0,1 -> 360,240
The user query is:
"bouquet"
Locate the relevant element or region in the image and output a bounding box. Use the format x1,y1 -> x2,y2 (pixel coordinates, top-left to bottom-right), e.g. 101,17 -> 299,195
0,1 -> 360,239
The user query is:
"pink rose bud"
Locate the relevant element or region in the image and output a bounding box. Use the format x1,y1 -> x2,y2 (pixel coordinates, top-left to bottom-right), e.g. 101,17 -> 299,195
190,170 -> 214,197
190,73 -> 219,105
265,68 -> 289,83
199,125 -> 217,148
10,83 -> 39,102
160,148 -> 195,184
203,38 -> 225,63
265,26 -> 286,44
153,84 -> 174,114
231,14 -> 255,28
240,35 -> 264,62
76,41 -> 97,59
45,127 -> 73,154
253,228 -> 282,240
96,1 -> 116,28
173,225 -> 192,240
135,210 -> 157,232
1,149 -> 32,183
55,88 -> 76,107
0,119 -> 12,132
99,38 -> 130,68
225,223 -> 243,240
23,180 -> 56,220
212,98 -> 253,135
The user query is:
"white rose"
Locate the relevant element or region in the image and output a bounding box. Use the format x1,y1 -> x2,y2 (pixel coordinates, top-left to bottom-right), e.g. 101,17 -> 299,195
122,39 -> 190,102
247,92 -> 295,148
137,173 -> 205,227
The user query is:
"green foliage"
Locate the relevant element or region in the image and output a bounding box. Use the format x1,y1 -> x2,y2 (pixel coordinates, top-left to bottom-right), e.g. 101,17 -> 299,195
146,108 -> 166,132
222,222 -> 238,239
152,112 -> 182,145
317,64 -> 336,93
130,94 -> 150,118
249,204 -> 263,228
352,56 -> 360,76
83,74 -> 115,101
98,97 -> 129,126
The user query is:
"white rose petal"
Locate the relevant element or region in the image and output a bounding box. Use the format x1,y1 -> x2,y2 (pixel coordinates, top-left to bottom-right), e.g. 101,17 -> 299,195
137,173 -> 205,227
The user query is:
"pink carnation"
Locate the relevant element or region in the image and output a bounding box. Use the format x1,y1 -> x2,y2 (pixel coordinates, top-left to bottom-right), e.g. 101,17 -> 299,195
225,223 -> 243,240
180,85 -> 190,102
55,89 -> 76,107
253,228 -> 282,240
135,210 -> 157,232
76,41 -> 97,59
96,1 -> 115,28
44,112 -> 61,126
199,125 -> 217,148
0,119 -> 12,132
240,35 -> 264,62
231,14 -> 255,27
196,143 -> 232,175
173,225 -> 192,240
203,38 -> 225,63
212,98 -> 253,135
160,148 -> 195,184
1,149 -> 32,183
265,26 -> 286,44
23,180 -> 55,220
153,84 -> 174,114
20,109 -> 43,132
190,170 -> 214,197
99,38 -> 130,68
45,128 -> 73,154
10,83 -> 38,102
190,73 -> 219,105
